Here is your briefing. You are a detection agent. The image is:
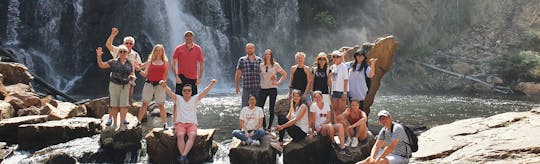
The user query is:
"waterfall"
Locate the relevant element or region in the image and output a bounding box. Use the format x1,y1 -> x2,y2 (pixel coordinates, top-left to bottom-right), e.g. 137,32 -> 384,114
5,0 -> 21,45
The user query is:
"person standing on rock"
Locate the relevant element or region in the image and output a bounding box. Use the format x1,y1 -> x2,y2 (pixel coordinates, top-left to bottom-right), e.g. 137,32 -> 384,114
172,31 -> 204,96
311,52 -> 332,107
96,46 -> 135,131
347,49 -> 377,115
339,99 -> 368,148
330,50 -> 349,116
235,43 -> 263,107
137,44 -> 168,128
106,27 -> 143,104
275,89 -> 309,145
309,91 -> 348,153
232,95 -> 265,146
160,79 -> 217,164
258,49 -> 287,130
288,52 -> 312,102
360,110 -> 410,164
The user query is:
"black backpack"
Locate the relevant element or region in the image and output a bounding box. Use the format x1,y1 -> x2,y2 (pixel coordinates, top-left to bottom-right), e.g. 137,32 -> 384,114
389,123 -> 419,154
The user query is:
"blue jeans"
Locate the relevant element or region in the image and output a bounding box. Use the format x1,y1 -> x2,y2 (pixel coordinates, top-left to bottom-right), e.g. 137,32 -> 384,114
232,128 -> 265,142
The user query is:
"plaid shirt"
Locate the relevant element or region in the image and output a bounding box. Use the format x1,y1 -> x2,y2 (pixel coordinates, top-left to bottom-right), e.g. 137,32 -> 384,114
236,55 -> 262,89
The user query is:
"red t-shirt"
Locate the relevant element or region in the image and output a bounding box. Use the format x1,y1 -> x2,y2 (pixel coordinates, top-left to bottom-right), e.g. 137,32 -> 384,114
146,63 -> 166,82
173,43 -> 204,79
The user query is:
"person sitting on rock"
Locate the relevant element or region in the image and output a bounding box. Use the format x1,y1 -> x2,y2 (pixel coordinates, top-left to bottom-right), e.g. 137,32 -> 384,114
275,89 -> 309,144
160,79 -> 217,164
309,91 -> 347,152
96,46 -> 135,131
232,95 -> 265,146
359,110 -> 410,164
339,99 -> 368,148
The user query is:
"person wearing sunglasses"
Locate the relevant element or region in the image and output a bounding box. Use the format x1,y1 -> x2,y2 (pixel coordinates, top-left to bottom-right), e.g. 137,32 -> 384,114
258,49 -> 287,130
106,27 -> 143,104
330,50 -> 349,116
137,44 -> 169,128
309,91 -> 348,154
359,110 -> 410,164
311,52 -> 332,106
160,79 -> 217,164
338,99 -> 368,148
96,46 -> 135,131
235,43 -> 263,107
172,31 -> 204,96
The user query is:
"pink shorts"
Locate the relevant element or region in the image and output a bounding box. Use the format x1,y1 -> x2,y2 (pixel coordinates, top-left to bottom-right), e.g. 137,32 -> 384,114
175,122 -> 197,136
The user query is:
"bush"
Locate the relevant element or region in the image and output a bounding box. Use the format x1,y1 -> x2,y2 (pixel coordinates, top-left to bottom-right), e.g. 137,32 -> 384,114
490,51 -> 540,83
314,11 -> 336,27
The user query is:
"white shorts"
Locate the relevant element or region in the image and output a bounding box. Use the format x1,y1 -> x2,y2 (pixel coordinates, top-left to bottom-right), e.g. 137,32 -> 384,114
375,150 -> 409,164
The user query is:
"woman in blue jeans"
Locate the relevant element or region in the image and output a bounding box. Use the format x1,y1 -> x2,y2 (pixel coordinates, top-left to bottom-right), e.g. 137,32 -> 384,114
258,49 -> 287,130
232,95 -> 265,145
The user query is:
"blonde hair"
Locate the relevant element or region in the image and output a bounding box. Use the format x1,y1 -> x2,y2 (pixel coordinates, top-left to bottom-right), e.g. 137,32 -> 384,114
147,44 -> 168,62
118,45 -> 128,52
314,52 -> 329,69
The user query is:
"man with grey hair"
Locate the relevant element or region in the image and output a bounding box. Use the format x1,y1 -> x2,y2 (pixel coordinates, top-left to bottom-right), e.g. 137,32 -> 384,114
235,43 -> 263,107
106,27 -> 142,103
359,110 -> 410,164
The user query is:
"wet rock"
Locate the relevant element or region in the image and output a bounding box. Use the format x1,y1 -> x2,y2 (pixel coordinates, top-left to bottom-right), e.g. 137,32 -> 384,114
0,100 -> 14,121
229,135 -> 277,164
47,102 -> 87,120
331,132 -> 376,164
16,106 -> 41,116
517,82 -> 540,96
4,91 -> 40,110
146,128 -> 216,164
0,115 -> 48,143
451,61 -> 475,75
84,97 -> 146,121
275,98 -> 290,115
17,117 -> 101,150
0,62 -> 33,85
283,136 -> 331,164
99,113 -> 142,151
412,110 -> 540,163
0,142 -> 14,163
43,153 -> 77,164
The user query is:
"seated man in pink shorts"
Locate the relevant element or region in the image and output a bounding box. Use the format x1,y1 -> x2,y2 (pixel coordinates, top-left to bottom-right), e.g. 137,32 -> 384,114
161,79 -> 217,164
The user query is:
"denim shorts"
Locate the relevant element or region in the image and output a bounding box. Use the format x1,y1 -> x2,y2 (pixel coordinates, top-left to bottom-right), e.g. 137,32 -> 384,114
332,91 -> 344,99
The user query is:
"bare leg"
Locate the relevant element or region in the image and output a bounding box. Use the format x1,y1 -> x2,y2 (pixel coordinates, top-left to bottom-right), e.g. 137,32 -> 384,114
110,107 -> 119,127
182,133 -> 197,156
177,133 -> 186,155
159,104 -> 167,124
325,124 -> 335,143
119,107 -> 128,125
334,123 -> 346,148
138,102 -> 149,122
356,122 -> 368,141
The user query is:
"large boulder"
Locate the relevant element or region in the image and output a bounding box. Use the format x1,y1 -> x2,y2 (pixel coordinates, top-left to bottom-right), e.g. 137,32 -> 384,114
0,74 -> 7,100
17,117 -> 101,150
47,102 -> 87,120
275,98 -> 290,116
517,82 -> 540,96
283,136 -> 331,164
0,62 -> 33,85
412,109 -> 540,163
0,101 -> 14,121
84,97 -> 146,121
229,135 -> 278,164
0,142 -> 14,163
3,91 -> 40,110
17,106 -> 42,116
99,113 -> 142,151
332,132 -> 376,164
4,83 -> 33,93
146,128 -> 216,164
0,115 -> 48,143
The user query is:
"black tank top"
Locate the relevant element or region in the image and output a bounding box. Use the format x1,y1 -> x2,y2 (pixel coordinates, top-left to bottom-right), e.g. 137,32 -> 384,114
292,66 -> 308,93
312,67 -> 329,94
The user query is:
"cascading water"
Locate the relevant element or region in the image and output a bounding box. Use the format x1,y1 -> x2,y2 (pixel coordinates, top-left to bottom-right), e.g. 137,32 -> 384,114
5,0 -> 21,46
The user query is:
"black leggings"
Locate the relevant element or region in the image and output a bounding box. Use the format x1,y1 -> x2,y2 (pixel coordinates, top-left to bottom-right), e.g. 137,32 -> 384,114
257,88 -> 277,129
277,115 -> 307,142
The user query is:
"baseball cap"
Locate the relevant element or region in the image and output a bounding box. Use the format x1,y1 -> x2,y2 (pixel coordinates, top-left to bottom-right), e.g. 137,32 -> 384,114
377,110 -> 391,117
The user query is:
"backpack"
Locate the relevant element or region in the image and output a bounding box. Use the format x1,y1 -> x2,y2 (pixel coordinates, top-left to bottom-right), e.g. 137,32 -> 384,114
387,123 -> 419,156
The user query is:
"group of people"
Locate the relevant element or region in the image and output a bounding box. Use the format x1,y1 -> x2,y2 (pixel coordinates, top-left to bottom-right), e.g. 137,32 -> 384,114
96,27 -> 411,164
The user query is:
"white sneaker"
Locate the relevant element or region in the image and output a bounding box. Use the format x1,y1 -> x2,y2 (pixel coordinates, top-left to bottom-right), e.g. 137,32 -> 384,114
251,140 -> 261,146
119,124 -> 127,131
351,137 -> 359,148
345,137 -> 352,147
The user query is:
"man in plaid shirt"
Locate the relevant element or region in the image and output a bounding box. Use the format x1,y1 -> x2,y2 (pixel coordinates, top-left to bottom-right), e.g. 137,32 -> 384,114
235,43 -> 263,107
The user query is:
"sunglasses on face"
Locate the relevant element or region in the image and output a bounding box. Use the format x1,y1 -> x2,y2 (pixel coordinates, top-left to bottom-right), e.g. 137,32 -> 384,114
182,89 -> 192,92
124,42 -> 133,45
332,56 -> 340,58
119,50 -> 128,54
378,116 -> 387,121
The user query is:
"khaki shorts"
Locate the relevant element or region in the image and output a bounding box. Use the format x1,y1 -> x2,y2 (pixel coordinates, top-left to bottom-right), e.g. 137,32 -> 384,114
322,94 -> 331,105
142,82 -> 166,104
109,82 -> 130,107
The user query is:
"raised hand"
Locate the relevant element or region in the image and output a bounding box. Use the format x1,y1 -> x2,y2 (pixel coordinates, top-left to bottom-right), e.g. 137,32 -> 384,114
96,47 -> 103,57
210,79 -> 217,84
111,27 -> 119,36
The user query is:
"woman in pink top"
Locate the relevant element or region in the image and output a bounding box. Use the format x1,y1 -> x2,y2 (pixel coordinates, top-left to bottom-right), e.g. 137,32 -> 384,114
138,44 -> 169,128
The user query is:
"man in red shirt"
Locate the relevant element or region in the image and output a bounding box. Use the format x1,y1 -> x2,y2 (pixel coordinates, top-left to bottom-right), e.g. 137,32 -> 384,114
172,31 -> 204,96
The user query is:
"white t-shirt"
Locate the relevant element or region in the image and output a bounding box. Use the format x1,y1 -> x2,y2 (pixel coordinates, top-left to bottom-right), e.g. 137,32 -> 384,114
292,104 -> 309,133
111,46 -> 142,66
260,63 -> 284,89
239,106 -> 264,130
310,103 -> 331,129
175,94 -> 199,125
331,63 -> 349,92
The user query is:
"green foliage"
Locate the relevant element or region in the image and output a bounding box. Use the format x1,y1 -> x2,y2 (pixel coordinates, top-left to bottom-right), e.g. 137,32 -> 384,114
524,31 -> 540,49
490,51 -> 540,82
314,11 -> 336,27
